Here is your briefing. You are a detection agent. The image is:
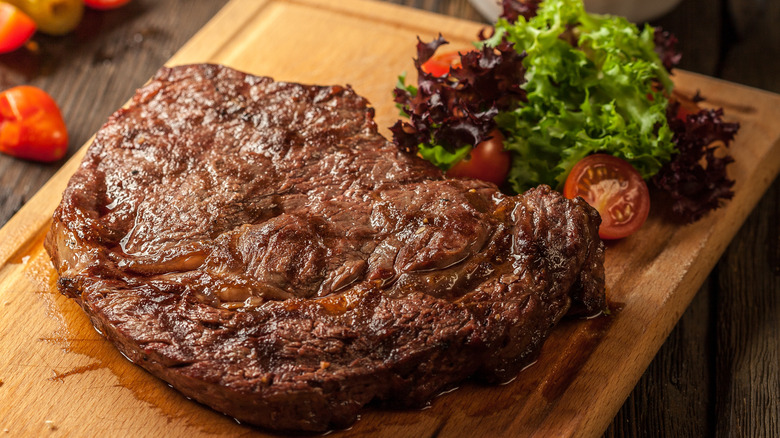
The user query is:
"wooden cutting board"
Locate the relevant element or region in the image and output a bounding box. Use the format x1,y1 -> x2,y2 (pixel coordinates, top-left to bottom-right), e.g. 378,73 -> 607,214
0,0 -> 778,436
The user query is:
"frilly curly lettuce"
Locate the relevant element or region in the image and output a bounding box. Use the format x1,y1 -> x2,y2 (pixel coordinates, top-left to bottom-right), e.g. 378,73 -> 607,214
485,0 -> 675,191
393,0 -> 738,221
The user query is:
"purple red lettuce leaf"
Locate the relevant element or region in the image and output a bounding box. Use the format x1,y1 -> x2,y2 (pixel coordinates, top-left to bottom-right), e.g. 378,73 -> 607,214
499,0 -> 542,23
391,36 -> 526,160
653,101 -> 740,222
653,27 -> 682,72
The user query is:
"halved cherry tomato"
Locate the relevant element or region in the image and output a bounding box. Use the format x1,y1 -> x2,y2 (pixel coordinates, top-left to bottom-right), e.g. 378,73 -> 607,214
446,130 -> 511,186
0,85 -> 68,162
563,154 -> 650,240
421,50 -> 466,77
424,51 -> 511,186
0,3 -> 36,54
83,0 -> 131,10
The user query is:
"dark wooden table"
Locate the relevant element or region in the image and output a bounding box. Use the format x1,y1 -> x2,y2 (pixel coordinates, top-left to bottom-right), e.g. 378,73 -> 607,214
0,0 -> 776,436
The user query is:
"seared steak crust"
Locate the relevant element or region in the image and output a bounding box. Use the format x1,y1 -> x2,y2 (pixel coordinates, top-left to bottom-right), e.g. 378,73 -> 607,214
45,64 -> 605,432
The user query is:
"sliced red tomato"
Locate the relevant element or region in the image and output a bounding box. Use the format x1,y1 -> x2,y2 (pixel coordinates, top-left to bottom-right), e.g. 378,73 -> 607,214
0,3 -> 36,54
0,85 -> 68,162
421,50 -> 467,77
563,154 -> 650,240
446,130 -> 511,186
83,0 -> 132,10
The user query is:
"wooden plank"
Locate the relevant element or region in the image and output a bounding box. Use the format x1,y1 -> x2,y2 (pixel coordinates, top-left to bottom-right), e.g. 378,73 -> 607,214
714,180 -> 780,437
718,0 -> 779,434
715,1 -> 780,435
613,1 -> 722,435
605,280 -> 714,437
617,0 -> 780,435
0,0 -> 778,436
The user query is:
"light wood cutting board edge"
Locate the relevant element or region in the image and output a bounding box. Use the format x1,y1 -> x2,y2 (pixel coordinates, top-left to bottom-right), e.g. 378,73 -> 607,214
0,0 -> 778,436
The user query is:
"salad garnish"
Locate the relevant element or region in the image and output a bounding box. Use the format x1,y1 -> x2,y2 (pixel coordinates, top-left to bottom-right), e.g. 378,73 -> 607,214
654,100 -> 738,221
390,35 -> 526,169
392,0 -> 739,226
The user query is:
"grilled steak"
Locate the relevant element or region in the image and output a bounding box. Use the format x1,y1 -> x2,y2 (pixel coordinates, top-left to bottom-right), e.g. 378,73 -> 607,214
45,64 -> 605,432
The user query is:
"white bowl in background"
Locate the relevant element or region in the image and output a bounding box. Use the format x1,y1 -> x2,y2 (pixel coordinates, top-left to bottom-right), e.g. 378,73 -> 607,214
468,0 -> 683,23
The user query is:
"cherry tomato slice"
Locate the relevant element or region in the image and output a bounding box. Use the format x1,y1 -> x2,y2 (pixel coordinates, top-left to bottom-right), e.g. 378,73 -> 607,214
421,50 -> 466,77
0,85 -> 68,162
0,3 -> 36,54
563,154 -> 650,240
446,130 -> 511,186
83,0 -> 131,10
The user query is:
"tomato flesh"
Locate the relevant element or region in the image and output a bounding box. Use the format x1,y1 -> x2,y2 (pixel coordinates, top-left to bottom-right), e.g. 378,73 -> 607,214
0,3 -> 36,54
421,50 -> 466,77
446,130 -> 510,186
423,51 -> 511,186
563,154 -> 650,240
83,0 -> 132,10
0,85 -> 68,162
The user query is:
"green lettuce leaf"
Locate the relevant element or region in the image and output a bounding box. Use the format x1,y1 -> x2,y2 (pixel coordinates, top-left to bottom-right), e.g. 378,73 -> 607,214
418,143 -> 472,169
487,0 -> 676,191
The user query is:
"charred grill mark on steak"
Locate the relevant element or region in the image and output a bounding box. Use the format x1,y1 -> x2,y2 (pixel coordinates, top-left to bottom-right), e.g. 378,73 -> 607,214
45,64 -> 606,432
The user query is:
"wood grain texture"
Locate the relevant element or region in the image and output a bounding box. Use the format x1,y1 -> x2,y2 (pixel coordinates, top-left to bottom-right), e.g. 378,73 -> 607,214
714,180 -> 779,437
607,0 -> 780,435
0,0 -> 777,436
